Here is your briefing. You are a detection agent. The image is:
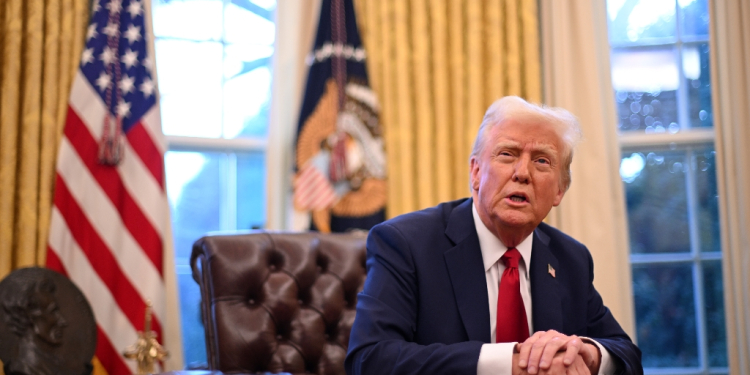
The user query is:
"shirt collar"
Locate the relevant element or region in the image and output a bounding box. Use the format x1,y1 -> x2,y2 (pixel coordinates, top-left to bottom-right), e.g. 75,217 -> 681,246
472,201 -> 533,273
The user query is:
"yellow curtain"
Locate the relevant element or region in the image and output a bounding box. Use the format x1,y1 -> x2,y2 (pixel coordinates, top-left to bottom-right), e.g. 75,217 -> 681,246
0,0 -> 88,276
355,0 -> 541,217
1,2 -> 94,373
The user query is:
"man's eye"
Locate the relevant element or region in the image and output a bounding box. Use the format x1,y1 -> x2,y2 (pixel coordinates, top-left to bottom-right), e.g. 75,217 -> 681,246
537,158 -> 550,164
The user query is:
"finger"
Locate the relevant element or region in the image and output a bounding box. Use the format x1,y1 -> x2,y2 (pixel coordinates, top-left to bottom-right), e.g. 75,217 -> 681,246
518,331 -> 545,369
540,351 -> 568,375
571,355 -> 591,375
561,336 -> 583,366
539,335 -> 577,370
564,361 -> 580,375
527,331 -> 567,374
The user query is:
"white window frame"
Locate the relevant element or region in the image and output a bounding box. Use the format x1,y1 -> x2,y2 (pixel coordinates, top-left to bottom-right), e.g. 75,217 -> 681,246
611,2 -> 727,374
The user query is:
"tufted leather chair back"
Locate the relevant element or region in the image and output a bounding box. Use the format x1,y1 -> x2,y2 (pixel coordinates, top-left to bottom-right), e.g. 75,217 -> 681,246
190,231 -> 367,375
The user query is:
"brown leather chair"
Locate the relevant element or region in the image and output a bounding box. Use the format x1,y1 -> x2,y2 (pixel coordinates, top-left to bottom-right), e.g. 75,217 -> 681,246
191,231 -> 367,375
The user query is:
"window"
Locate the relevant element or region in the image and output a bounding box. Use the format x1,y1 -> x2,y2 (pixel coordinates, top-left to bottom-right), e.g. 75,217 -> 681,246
607,0 -> 726,373
152,0 -> 276,364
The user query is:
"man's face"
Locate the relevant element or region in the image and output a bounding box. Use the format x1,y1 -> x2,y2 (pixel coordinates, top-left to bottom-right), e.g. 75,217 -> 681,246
30,291 -> 67,346
470,117 -> 565,239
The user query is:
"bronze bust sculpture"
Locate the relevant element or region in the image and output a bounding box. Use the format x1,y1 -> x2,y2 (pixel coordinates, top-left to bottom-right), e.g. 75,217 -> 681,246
0,267 -> 96,375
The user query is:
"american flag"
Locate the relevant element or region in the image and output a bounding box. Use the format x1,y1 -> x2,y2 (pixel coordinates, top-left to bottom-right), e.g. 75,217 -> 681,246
46,0 -> 169,373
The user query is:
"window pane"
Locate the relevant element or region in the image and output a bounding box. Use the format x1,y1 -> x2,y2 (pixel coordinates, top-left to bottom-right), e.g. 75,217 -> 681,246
237,152 -> 267,230
612,47 -> 679,132
166,151 -> 222,258
157,40 -> 223,138
224,2 -> 276,45
152,0 -> 223,41
622,150 -> 690,253
607,0 -> 676,44
178,271 -> 207,364
633,264 -> 698,367
684,43 -> 713,129
222,43 -> 273,138
166,151 -> 223,364
703,260 -> 728,367
679,0 -> 709,38
694,148 -> 720,253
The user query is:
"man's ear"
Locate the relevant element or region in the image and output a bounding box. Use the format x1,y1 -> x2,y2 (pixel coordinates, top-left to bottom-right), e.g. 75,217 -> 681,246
470,157 -> 480,191
552,186 -> 565,206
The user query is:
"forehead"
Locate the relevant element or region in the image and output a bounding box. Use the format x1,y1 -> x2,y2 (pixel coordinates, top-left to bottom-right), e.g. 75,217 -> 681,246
485,118 -> 563,153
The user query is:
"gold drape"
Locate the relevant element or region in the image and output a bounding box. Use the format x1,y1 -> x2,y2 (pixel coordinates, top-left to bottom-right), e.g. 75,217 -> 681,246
0,1 -> 92,374
355,0 -> 541,217
0,0 -> 89,277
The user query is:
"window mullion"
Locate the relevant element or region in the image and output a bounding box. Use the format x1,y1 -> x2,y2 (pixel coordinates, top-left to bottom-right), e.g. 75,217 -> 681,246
219,153 -> 238,231
693,261 -> 710,374
685,147 -> 710,373
618,129 -> 714,148
675,46 -> 692,132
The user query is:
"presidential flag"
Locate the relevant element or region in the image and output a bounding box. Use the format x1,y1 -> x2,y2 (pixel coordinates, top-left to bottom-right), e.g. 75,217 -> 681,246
294,0 -> 386,233
46,0 -> 169,373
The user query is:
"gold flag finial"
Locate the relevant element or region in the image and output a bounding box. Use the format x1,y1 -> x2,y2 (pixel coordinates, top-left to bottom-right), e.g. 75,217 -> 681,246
123,300 -> 169,374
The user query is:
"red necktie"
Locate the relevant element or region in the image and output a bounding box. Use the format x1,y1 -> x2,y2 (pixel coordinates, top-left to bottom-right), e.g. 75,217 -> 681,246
496,247 -> 530,343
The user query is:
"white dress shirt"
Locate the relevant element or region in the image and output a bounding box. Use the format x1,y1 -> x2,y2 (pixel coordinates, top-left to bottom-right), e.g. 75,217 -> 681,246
472,203 -> 615,375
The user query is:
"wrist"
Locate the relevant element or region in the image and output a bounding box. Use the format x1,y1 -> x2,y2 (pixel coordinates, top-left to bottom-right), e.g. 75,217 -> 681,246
580,339 -> 601,374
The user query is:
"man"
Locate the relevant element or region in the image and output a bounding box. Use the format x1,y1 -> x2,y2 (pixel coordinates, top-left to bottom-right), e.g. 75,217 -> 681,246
345,96 -> 642,375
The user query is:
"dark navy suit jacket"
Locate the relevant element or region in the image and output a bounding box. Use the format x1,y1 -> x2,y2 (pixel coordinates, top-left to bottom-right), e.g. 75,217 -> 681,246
345,198 -> 642,375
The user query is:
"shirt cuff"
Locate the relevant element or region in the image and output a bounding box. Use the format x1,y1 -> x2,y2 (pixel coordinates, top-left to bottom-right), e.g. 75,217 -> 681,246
477,343 -> 516,375
581,337 -> 616,375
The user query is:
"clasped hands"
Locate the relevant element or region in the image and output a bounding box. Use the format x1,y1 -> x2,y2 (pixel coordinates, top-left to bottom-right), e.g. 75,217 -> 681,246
512,330 -> 601,375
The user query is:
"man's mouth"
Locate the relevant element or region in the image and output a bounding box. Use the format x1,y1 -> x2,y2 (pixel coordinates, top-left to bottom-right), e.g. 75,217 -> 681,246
508,194 -> 528,203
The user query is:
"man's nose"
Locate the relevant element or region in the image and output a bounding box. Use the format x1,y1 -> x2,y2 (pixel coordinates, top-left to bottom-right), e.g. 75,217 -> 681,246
512,156 -> 531,183
57,312 -> 68,326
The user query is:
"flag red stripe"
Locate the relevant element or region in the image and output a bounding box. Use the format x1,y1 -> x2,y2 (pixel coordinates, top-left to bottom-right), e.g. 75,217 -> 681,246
295,169 -> 335,209
296,181 -> 324,205
126,121 -> 165,189
64,107 -> 163,274
305,180 -> 333,207
48,252 -> 133,374
46,247 -> 69,277
295,168 -> 332,204
96,326 -> 132,375
53,175 -> 163,338
310,191 -> 335,209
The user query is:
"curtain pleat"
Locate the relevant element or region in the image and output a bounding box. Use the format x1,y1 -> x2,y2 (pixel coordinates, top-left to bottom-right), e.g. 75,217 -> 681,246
465,0 -> 483,184
17,0 -> 45,268
521,0 -> 541,102
448,0 -> 467,207
0,0 -> 88,278
410,0 -> 434,209
356,0 -> 541,217
0,0 -> 24,277
485,0 -> 504,100
393,0 -> 415,214
429,0 -> 452,204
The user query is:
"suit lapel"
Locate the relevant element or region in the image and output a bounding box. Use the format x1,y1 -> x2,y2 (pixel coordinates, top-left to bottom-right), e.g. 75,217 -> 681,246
444,199 -> 492,343
530,228 -> 563,332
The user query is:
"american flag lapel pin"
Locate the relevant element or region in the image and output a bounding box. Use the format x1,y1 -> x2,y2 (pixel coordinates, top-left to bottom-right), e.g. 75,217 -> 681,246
548,264 -> 556,278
